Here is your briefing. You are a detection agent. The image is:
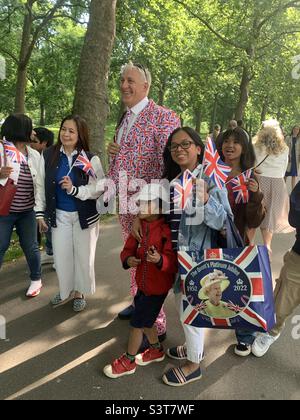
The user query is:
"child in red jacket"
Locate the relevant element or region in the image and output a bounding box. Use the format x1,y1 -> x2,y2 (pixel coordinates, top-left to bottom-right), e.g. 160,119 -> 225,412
103,184 -> 177,379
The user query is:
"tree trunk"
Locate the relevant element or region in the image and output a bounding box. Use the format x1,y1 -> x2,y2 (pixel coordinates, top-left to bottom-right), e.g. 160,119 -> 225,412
235,65 -> 251,120
73,0 -> 117,156
260,99 -> 268,123
210,95 -> 218,131
15,2 -> 33,113
277,109 -> 282,121
194,109 -> 201,133
40,102 -> 46,126
158,79 -> 166,106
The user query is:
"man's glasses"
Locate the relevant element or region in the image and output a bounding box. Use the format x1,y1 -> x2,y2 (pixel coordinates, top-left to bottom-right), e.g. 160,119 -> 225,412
168,140 -> 195,152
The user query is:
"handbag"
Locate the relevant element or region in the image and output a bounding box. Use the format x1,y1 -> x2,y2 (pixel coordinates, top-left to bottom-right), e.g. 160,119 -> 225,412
0,142 -> 17,216
179,244 -> 276,332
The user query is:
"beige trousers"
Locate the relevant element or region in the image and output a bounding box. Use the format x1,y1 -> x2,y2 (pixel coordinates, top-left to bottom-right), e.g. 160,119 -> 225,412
271,251 -> 300,336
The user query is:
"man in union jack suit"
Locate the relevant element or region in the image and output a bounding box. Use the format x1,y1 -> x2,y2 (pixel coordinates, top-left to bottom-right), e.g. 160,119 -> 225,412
107,62 -> 180,339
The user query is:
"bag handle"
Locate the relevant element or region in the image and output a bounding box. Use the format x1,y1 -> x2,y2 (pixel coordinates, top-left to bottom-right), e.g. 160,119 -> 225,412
0,141 -> 8,169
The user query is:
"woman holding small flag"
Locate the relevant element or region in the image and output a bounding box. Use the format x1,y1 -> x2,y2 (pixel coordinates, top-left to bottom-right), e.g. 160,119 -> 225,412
35,115 -> 104,312
217,127 -> 266,357
0,114 -> 42,298
217,128 -> 266,246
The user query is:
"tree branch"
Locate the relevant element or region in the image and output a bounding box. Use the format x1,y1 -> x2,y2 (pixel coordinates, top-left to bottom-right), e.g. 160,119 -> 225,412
257,0 -> 300,31
172,0 -> 245,50
257,29 -> 300,51
24,0 -> 66,66
0,47 -> 18,64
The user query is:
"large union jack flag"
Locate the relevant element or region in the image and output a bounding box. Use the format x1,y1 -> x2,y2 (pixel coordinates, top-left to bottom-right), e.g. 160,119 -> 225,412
3,139 -> 27,164
179,246 -> 275,332
73,150 -> 97,179
229,169 -> 252,204
173,169 -> 195,210
203,138 -> 231,189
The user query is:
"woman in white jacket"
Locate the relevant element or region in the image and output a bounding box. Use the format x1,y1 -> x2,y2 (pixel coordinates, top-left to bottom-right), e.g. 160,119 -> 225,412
0,114 -> 42,297
253,120 -> 294,256
35,115 -> 104,312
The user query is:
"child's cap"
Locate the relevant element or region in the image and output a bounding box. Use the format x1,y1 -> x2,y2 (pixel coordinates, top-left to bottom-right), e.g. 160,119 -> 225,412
138,183 -> 169,203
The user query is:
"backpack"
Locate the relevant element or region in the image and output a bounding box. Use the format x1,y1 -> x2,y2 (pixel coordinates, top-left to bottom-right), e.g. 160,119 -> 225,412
289,181 -> 300,228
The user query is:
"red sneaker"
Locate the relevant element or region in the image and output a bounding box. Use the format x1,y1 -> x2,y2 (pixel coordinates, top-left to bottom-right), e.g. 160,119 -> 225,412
136,347 -> 165,366
103,354 -> 137,379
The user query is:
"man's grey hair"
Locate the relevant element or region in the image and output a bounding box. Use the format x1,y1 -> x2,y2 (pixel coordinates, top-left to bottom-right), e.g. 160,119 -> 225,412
121,61 -> 152,88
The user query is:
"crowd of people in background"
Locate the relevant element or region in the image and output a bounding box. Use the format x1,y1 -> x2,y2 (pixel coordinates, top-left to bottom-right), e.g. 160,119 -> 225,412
0,62 -> 299,387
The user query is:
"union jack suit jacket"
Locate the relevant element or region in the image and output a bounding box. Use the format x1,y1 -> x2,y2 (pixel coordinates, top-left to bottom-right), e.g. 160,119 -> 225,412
108,100 -> 180,186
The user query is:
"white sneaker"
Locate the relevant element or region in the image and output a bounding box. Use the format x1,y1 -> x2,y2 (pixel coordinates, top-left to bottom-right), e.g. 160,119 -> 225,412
41,252 -> 54,265
26,280 -> 42,298
252,333 -> 280,358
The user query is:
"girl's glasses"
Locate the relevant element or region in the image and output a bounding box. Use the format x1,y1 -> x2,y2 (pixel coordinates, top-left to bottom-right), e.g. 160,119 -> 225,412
168,140 -> 195,152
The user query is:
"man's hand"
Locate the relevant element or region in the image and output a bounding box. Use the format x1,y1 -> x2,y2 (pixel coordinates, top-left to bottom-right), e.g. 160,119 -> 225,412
107,142 -> 121,158
59,176 -> 73,193
132,217 -> 143,242
0,166 -> 13,179
127,257 -> 142,268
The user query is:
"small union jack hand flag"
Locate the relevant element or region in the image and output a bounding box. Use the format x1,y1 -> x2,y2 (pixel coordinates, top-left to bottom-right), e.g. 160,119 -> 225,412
203,138 -> 231,189
229,169 -> 252,204
174,169 -> 195,210
73,150 -> 97,179
3,139 -> 27,164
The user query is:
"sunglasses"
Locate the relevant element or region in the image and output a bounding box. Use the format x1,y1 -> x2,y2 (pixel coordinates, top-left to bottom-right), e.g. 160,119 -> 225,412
133,63 -> 148,82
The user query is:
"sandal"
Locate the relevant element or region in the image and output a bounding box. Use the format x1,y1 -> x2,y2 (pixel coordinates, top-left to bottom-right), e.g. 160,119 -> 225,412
162,367 -> 202,387
73,297 -> 87,312
51,292 -> 74,307
50,293 -> 63,306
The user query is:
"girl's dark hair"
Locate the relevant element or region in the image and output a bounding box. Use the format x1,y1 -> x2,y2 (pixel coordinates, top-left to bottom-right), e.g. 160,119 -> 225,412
216,128 -> 255,171
1,114 -> 33,143
50,115 -> 90,166
162,127 -> 205,181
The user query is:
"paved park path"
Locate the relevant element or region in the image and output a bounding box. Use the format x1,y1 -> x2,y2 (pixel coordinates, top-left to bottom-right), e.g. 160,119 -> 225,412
0,216 -> 299,400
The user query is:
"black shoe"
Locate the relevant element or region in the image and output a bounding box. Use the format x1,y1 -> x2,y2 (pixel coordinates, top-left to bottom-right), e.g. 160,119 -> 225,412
234,343 -> 251,357
118,304 -> 134,320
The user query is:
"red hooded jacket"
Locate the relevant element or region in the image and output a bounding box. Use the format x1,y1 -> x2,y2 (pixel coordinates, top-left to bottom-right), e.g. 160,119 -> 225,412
121,218 -> 178,296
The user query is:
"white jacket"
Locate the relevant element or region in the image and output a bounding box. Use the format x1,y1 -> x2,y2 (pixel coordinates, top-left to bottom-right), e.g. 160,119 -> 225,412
34,151 -> 105,216
0,142 -> 41,197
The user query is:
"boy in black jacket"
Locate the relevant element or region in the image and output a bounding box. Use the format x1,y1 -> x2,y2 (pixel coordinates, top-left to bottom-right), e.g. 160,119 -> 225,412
252,182 -> 300,357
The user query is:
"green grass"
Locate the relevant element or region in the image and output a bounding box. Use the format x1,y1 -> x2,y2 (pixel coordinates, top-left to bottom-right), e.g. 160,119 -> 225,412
3,232 -> 24,263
